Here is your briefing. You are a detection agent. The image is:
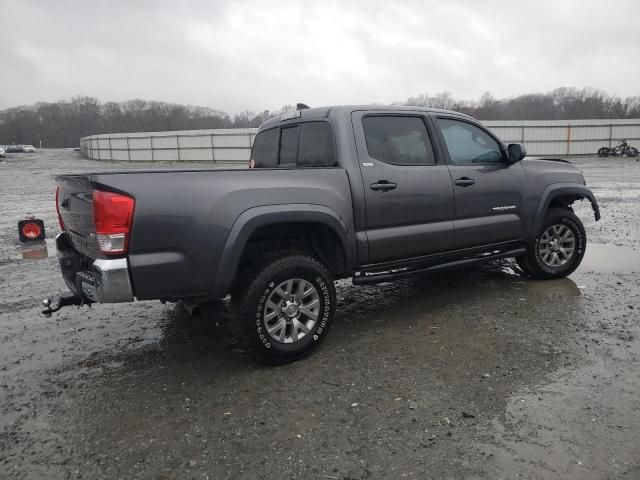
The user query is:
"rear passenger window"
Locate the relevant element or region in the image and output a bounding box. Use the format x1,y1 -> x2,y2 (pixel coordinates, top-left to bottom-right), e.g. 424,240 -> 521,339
362,116 -> 436,166
251,128 -> 278,167
252,122 -> 336,168
299,122 -> 336,166
279,126 -> 299,166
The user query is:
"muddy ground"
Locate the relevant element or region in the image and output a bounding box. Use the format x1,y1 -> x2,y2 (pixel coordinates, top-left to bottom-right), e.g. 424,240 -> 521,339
0,150 -> 639,479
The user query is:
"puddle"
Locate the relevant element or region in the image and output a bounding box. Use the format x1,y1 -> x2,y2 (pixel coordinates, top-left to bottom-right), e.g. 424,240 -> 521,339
515,277 -> 582,300
580,243 -> 640,273
491,262 -> 582,299
482,339 -> 640,479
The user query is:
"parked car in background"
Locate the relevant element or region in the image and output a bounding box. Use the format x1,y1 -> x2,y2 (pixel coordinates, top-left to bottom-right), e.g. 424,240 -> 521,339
0,147 -> 5,158
20,145 -> 37,153
5,145 -> 23,153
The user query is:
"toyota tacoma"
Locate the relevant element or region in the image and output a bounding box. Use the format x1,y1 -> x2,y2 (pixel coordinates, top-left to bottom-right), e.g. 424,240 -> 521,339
46,105 -> 600,363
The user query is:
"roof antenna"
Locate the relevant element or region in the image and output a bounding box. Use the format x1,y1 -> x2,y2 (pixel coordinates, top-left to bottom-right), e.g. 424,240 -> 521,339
296,103 -> 310,110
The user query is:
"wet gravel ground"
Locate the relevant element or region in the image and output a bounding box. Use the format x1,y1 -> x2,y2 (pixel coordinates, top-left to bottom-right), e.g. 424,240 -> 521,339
1,150 -> 639,479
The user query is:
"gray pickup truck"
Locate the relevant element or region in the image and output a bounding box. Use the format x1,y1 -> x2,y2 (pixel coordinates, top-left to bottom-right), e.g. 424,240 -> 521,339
47,105 -> 600,363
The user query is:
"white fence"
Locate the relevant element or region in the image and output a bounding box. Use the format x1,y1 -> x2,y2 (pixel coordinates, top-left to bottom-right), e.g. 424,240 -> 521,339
80,128 -> 256,164
485,118 -> 640,156
80,119 -> 640,163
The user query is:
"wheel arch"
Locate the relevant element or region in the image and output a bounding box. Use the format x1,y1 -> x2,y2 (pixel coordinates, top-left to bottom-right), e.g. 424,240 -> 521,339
211,204 -> 355,298
529,183 -> 600,240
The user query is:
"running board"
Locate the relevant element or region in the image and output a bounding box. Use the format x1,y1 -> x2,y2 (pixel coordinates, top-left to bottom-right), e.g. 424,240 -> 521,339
352,247 -> 526,285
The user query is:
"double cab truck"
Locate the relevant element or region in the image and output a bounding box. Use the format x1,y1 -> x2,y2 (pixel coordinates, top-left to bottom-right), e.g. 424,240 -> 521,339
47,105 -> 600,363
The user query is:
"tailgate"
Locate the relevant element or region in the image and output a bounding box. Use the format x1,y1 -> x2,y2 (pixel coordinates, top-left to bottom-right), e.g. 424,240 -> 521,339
56,175 -> 100,258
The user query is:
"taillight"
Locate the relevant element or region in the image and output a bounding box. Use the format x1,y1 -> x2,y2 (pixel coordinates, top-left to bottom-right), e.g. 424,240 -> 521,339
55,187 -> 65,230
92,189 -> 135,255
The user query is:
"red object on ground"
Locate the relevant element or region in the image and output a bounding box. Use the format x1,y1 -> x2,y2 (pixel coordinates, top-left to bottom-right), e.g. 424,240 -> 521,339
22,223 -> 41,239
18,219 -> 46,242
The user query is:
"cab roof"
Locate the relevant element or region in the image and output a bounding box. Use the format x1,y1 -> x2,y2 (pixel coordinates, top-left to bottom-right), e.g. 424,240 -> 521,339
259,104 -> 475,130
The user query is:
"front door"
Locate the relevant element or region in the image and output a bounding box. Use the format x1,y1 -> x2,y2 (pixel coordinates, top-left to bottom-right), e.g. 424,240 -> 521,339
434,116 -> 528,249
352,112 -> 455,263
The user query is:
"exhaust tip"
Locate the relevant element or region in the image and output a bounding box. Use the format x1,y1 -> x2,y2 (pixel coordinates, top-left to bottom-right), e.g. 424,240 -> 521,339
181,301 -> 202,317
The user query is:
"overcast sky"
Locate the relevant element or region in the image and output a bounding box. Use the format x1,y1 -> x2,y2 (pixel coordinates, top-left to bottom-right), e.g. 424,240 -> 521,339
2,0 -> 640,114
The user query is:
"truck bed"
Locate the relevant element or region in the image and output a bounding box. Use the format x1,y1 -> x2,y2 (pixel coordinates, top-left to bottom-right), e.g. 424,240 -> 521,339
56,167 -> 354,300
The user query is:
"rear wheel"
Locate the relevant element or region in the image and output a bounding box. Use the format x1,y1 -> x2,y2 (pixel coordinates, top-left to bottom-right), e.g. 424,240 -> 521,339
230,254 -> 336,364
628,147 -> 639,158
517,208 -> 586,280
597,147 -> 609,157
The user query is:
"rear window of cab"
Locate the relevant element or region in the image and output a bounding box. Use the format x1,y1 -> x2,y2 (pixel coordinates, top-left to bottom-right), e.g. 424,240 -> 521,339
250,122 -> 336,168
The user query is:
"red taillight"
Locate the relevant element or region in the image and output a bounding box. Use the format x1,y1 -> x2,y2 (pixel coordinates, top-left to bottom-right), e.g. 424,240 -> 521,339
55,187 -> 65,230
92,189 -> 135,255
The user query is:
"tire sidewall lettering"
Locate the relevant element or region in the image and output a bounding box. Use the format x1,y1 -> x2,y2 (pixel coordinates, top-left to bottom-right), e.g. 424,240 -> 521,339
314,276 -> 331,338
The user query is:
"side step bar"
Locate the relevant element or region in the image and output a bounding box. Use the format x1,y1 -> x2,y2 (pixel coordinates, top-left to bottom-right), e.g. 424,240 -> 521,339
352,247 -> 526,285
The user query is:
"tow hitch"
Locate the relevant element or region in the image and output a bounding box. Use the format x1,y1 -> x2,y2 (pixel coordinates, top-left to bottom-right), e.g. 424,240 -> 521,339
41,293 -> 91,317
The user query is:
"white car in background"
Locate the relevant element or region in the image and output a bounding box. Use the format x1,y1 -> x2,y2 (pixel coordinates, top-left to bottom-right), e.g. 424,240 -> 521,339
0,147 -> 5,157
20,145 -> 37,153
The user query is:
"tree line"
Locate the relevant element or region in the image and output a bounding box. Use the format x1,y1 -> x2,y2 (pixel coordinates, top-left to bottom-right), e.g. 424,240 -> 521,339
0,97 -> 286,148
404,87 -> 640,121
1,88 -> 639,147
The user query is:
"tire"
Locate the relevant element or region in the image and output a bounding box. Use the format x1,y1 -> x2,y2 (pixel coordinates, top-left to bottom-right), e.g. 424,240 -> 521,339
628,147 -> 639,158
597,147 -> 609,157
230,253 -> 336,364
517,208 -> 586,280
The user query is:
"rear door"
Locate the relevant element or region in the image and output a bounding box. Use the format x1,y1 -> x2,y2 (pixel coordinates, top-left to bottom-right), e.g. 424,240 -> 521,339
352,111 -> 455,263
433,116 -> 528,249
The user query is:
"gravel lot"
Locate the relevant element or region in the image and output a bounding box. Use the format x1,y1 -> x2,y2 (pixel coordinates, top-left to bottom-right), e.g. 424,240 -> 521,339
1,150 -> 639,479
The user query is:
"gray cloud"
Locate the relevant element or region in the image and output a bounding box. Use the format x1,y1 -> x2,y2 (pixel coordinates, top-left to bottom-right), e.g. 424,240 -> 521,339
2,0 -> 639,113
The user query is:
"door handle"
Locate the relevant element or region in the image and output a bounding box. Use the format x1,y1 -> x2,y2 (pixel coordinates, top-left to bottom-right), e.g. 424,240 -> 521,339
370,180 -> 397,192
454,177 -> 475,187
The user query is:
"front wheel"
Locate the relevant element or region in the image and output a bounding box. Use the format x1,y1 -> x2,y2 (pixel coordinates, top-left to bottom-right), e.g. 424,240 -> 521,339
627,147 -> 639,157
597,147 -> 609,157
230,254 -> 336,364
517,208 -> 586,280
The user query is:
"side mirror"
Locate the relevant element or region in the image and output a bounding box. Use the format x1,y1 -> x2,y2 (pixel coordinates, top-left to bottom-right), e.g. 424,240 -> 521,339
507,143 -> 527,163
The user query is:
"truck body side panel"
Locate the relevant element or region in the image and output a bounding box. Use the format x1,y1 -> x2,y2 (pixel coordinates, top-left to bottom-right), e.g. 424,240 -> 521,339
85,168 -> 354,300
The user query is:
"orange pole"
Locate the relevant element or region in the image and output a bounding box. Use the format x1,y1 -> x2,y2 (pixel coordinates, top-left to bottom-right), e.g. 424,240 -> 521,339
566,124 -> 572,156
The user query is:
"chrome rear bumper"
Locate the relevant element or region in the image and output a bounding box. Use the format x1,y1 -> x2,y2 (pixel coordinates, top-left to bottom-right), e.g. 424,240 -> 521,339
56,233 -> 134,303
91,258 -> 134,303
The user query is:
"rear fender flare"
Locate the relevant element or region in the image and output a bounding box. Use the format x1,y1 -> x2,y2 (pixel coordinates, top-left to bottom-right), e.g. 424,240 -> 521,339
211,204 -> 354,297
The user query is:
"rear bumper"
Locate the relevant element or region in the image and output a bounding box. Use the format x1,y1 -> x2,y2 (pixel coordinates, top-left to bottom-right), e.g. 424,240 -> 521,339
56,233 -> 134,303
